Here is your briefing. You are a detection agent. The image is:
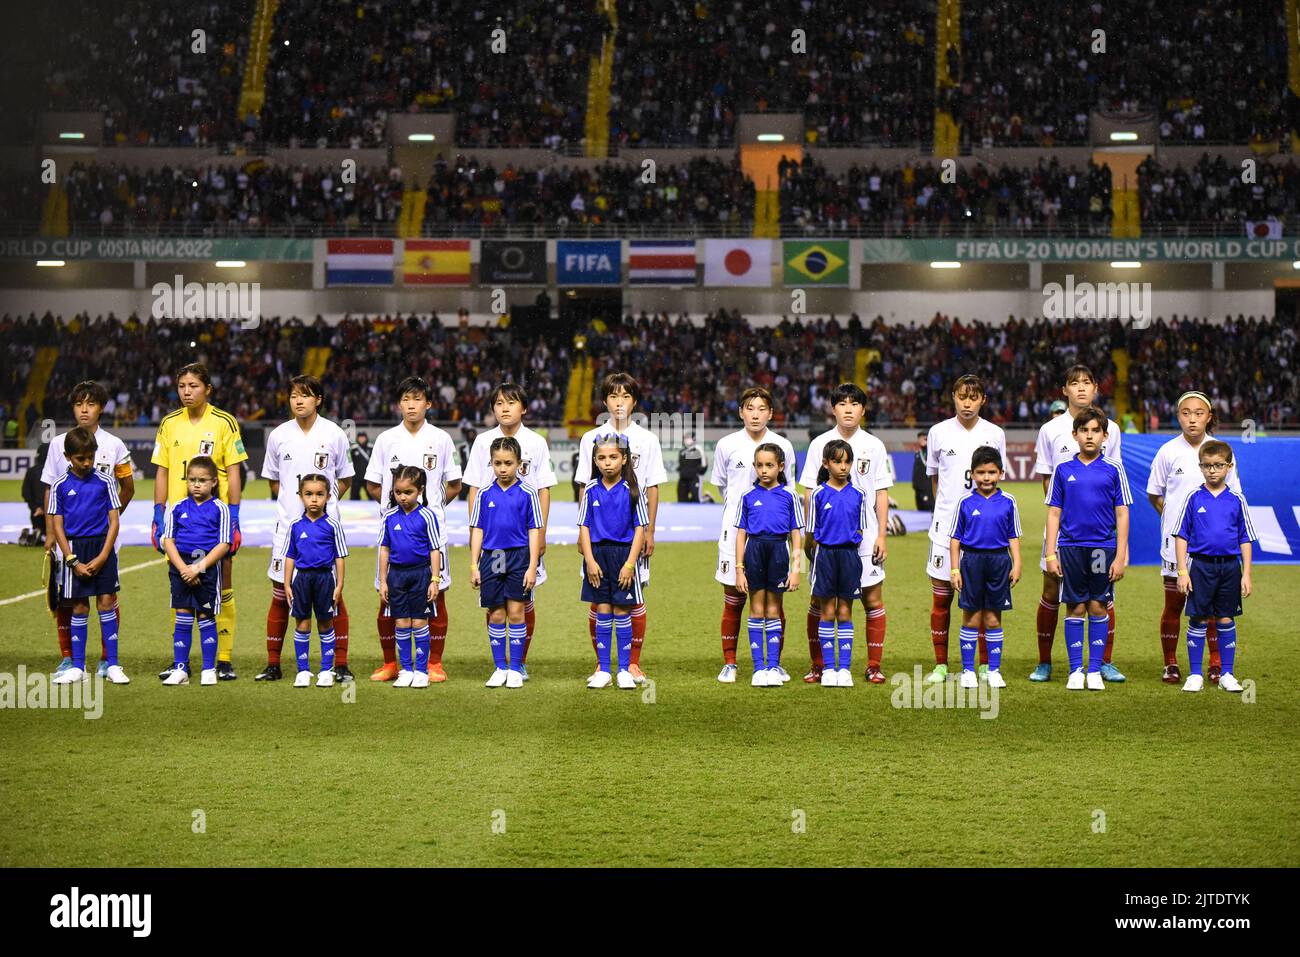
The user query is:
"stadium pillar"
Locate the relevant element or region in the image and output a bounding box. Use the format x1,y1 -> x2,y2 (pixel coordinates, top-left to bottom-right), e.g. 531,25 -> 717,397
934,0 -> 961,157
1290,0 -> 1300,153
1028,261 -> 1042,290
132,260 -> 146,290
1212,261 -> 1225,291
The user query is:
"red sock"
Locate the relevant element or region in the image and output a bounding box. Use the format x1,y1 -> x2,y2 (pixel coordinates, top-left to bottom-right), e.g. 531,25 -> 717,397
1160,582 -> 1183,665
978,626 -> 988,666
378,611 -> 396,664
56,604 -> 72,658
866,605 -> 886,670
721,592 -> 744,665
930,582 -> 953,665
1206,618 -> 1221,670
807,601 -> 823,668
1036,597 -> 1060,665
630,603 -> 646,666
266,585 -> 290,666
333,596 -> 349,666
1104,601 -> 1116,664
430,592 -> 448,664
521,598 -> 535,663
588,606 -> 598,654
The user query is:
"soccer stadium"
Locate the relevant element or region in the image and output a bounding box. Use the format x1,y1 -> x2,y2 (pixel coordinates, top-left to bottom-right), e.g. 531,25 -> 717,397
0,0 -> 1297,900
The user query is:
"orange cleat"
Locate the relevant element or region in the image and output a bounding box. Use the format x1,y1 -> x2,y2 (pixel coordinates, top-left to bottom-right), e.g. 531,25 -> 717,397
370,661 -> 401,682
628,663 -> 647,685
428,661 -> 447,682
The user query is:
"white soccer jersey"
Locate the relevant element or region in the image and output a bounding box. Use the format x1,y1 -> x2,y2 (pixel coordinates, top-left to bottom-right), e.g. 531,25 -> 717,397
1033,411 -> 1123,478
1147,433 -> 1243,569
261,415 -> 354,528
365,421 -> 463,519
575,420 -> 669,490
798,427 -> 892,536
42,427 -> 133,557
463,425 -> 558,494
924,416 -> 1007,546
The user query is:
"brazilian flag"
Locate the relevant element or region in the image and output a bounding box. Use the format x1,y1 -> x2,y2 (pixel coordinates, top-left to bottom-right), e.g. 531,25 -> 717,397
783,240 -> 850,286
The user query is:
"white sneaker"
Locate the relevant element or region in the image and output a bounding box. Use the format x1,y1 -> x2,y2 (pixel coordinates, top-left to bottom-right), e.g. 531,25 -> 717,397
821,668 -> 838,687
51,667 -> 86,685
767,668 -> 784,686
1066,669 -> 1085,690
1086,671 -> 1105,691
411,671 -> 430,688
959,669 -> 979,689
104,665 -> 130,685
775,666 -> 792,684
200,668 -> 218,686
506,669 -> 524,689
162,667 -> 189,686
393,669 -> 415,688
587,670 -> 612,689
316,670 -> 335,688
1182,674 -> 1205,693
717,663 -> 738,683
293,671 -> 312,688
986,669 -> 1007,689
836,668 -> 854,687
1219,672 -> 1243,693
751,669 -> 770,687
484,668 -> 508,688
616,669 -> 636,690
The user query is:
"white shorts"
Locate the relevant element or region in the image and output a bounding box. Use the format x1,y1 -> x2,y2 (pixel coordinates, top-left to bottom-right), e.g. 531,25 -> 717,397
857,536 -> 885,588
266,525 -> 288,584
535,554 -> 549,588
374,547 -> 452,592
715,525 -> 740,586
926,540 -> 951,581
1160,558 -> 1178,580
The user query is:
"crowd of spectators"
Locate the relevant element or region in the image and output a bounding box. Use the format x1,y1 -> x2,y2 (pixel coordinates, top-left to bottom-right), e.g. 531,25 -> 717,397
1138,154 -> 1300,227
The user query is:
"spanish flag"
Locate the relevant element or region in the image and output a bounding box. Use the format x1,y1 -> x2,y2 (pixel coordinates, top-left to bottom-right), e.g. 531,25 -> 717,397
403,239 -> 470,285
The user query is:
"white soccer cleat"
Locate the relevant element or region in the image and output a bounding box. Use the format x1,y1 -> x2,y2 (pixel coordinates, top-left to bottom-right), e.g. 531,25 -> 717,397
1182,674 -> 1205,693
104,665 -> 130,685
411,671 -> 430,688
775,666 -> 792,684
484,668 -> 508,688
1066,669 -> 1085,691
836,668 -> 854,687
51,667 -> 86,685
1086,671 -> 1105,691
162,667 -> 189,686
717,663 -> 738,683
200,668 -> 218,686
986,669 -> 1007,689
392,669 -> 415,688
506,669 -> 524,689
959,669 -> 979,689
293,671 -> 312,688
1219,673 -> 1243,693
616,669 -> 636,690
821,668 -> 838,687
316,670 -> 335,688
751,669 -> 770,687
767,668 -> 784,686
587,670 -> 612,689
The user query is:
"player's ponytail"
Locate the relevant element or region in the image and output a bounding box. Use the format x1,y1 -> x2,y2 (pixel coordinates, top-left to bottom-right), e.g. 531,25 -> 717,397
389,465 -> 429,508
755,442 -> 788,485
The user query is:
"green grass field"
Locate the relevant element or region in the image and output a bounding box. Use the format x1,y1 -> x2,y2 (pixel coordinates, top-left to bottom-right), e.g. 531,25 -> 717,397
1,481 -> 1297,867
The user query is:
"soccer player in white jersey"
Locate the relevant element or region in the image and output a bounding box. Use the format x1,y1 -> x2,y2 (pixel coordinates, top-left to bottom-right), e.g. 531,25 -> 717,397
254,376 -> 355,682
1146,390 -> 1240,685
364,377 -> 462,682
798,383 -> 892,684
41,380 -> 135,677
464,382 -> 558,679
575,372 -> 667,684
1030,364 -> 1125,683
711,387 -> 798,683
922,375 -> 1007,684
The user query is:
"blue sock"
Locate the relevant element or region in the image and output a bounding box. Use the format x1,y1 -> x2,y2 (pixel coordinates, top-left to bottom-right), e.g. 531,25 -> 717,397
173,612 -> 194,669
746,617 -> 764,670
198,617 -> 218,671
507,622 -> 527,671
487,622 -> 508,669
958,626 -> 978,672
818,621 -> 836,669
765,618 -> 783,669
99,608 -> 119,666
294,629 -> 310,672
1186,621 -> 1207,675
1087,615 -> 1109,673
1218,621 -> 1237,675
395,627 -> 412,671
1064,617 -> 1085,672
319,628 -> 336,672
837,621 -> 853,671
413,625 -> 430,672
595,613 -> 613,672
985,628 -> 1004,672
70,613 -> 88,670
614,614 -> 632,672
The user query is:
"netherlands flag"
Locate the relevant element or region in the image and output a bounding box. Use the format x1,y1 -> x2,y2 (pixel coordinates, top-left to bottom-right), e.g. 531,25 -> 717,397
628,240 -> 696,285
326,239 -> 394,286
